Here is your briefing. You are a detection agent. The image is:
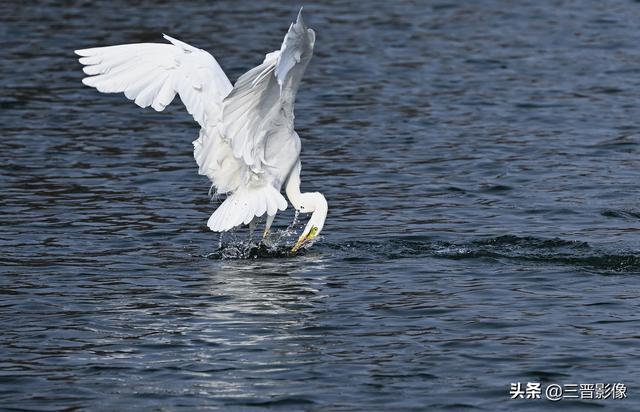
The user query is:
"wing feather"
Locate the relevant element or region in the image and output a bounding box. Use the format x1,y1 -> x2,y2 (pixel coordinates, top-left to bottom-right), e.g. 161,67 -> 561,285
221,9 -> 314,172
76,11 -> 314,232
76,35 -> 233,128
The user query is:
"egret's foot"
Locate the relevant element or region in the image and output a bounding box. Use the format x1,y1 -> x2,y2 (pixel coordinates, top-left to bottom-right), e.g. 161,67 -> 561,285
259,228 -> 271,247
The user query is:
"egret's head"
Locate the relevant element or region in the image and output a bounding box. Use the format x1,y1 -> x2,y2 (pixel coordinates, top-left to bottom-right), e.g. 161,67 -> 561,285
291,192 -> 328,253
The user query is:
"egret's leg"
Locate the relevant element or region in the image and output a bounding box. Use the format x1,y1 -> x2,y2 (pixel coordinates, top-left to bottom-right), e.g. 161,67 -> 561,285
249,217 -> 257,233
248,216 -> 258,244
263,214 -> 275,239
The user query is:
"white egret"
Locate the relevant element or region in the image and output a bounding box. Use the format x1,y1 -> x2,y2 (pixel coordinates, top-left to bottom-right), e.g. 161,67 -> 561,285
75,9 -> 327,252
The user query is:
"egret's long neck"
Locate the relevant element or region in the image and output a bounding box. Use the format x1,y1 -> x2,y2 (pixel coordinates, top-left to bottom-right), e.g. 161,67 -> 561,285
285,161 -> 305,210
285,161 -> 328,237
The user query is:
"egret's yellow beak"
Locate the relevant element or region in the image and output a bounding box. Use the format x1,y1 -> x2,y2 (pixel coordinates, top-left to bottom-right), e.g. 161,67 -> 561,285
291,226 -> 318,253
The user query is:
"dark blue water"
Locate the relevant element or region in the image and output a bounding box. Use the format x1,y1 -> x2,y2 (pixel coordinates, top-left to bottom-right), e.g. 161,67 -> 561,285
2,0 -> 640,410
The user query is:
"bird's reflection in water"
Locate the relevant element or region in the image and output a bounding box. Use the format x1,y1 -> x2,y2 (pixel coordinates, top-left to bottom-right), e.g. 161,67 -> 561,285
189,255 -> 329,400
198,252 -> 328,332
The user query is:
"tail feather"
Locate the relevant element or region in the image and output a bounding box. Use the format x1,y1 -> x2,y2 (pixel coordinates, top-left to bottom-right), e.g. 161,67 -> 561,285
207,185 -> 287,232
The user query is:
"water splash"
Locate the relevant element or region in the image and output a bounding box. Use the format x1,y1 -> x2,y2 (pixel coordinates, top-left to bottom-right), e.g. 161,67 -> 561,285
269,210 -> 301,246
204,212 -> 306,259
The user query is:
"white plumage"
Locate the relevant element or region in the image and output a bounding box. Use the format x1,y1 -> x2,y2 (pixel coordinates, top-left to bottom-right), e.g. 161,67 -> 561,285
75,9 -> 328,251
77,34 -> 231,127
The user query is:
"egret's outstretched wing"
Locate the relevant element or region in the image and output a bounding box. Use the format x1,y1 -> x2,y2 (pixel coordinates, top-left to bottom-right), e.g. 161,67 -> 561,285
222,52 -> 281,171
222,9 -> 315,172
75,35 -> 232,128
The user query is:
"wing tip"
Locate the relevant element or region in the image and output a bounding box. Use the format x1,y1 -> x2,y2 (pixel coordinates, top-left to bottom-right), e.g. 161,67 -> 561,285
81,77 -> 95,87
75,48 -> 93,57
162,33 -> 196,52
